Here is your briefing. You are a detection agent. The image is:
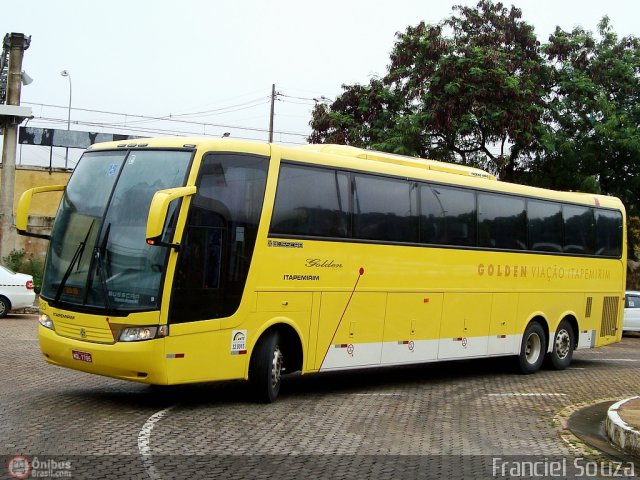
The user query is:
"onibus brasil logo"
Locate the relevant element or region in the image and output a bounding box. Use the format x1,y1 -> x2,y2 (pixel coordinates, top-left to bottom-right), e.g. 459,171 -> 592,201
7,455 -> 72,478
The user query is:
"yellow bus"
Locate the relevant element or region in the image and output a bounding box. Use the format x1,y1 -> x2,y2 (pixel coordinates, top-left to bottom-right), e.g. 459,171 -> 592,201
17,138 -> 626,402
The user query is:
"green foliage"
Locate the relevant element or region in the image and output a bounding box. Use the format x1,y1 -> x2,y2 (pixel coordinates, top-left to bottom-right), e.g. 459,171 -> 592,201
308,1 -> 640,257
2,249 -> 26,272
628,261 -> 640,290
310,0 -> 550,179
536,17 -> 640,225
1,248 -> 44,294
629,216 -> 640,261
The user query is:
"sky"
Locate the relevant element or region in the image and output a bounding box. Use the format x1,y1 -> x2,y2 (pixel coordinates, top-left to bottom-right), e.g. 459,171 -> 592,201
3,0 -> 640,168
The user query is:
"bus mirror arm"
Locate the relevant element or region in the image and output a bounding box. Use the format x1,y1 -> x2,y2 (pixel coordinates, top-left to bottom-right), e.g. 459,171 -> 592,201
145,186 -> 197,249
16,185 -> 66,240
146,238 -> 182,251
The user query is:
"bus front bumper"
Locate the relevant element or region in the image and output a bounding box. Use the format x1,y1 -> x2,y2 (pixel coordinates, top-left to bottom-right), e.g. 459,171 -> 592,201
39,325 -> 168,384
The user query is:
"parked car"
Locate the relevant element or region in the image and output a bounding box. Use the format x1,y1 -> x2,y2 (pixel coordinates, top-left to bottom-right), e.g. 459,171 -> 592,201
0,265 -> 35,318
624,291 -> 640,332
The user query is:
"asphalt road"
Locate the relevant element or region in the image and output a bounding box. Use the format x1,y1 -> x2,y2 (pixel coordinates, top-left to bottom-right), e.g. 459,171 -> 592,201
1,313 -> 639,479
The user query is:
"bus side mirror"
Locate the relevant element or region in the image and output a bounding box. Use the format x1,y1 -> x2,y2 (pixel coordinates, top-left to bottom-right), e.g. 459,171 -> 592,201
16,185 -> 66,240
145,186 -> 197,250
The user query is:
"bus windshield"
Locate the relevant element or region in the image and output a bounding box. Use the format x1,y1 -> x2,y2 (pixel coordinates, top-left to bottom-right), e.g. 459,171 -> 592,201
41,149 -> 192,313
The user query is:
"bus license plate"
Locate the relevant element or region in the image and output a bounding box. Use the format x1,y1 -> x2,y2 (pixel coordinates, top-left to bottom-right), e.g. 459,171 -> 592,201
72,350 -> 92,363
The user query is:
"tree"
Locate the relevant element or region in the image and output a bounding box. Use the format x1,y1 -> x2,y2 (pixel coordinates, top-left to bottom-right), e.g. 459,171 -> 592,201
530,18 -> 640,259
309,0 -> 550,180
535,18 -> 640,213
308,78 -> 406,151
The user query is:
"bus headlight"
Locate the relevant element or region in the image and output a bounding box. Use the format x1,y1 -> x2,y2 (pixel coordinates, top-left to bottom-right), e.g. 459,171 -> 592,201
119,325 -> 169,342
39,314 -> 55,330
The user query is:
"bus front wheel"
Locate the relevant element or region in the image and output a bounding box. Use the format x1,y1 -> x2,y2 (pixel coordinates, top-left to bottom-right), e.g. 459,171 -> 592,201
546,319 -> 575,370
249,331 -> 283,403
517,322 -> 546,374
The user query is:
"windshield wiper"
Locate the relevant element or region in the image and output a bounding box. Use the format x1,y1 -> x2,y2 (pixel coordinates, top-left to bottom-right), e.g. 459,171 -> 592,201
93,223 -> 113,313
55,219 -> 95,303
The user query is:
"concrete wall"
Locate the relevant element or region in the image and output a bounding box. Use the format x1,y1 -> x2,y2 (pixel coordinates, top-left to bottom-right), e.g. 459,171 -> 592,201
0,166 -> 71,216
0,165 -> 71,260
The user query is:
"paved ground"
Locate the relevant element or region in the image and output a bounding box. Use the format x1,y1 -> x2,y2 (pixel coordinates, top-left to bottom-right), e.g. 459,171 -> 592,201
1,313 -> 638,479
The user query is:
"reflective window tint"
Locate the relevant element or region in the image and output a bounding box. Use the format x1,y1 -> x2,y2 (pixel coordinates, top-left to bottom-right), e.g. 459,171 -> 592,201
271,164 -> 349,238
353,175 -> 418,242
478,193 -> 526,250
595,209 -> 622,257
528,200 -> 563,252
268,162 -> 622,259
563,205 -> 595,254
420,185 -> 476,246
171,153 -> 269,323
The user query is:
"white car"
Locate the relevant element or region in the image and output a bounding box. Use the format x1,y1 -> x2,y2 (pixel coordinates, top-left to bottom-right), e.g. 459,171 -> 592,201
624,291 -> 640,332
0,265 -> 35,318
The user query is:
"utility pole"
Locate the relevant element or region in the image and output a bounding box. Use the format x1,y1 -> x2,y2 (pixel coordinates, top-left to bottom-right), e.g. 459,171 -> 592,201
0,33 -> 31,261
268,83 -> 275,143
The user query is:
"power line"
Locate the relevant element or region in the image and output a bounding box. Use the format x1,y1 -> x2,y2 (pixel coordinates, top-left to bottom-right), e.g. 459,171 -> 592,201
279,93 -> 317,102
279,98 -> 316,106
23,84 -> 332,138
28,116 -> 309,145
25,102 -> 310,137
106,99 -> 271,126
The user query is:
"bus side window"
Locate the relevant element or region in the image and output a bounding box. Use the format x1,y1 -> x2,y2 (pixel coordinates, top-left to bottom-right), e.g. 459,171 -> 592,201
352,175 -> 418,243
563,205 -> 595,255
420,184 -> 476,247
478,193 -> 526,250
528,200 -> 563,253
271,164 -> 349,238
595,209 -> 622,257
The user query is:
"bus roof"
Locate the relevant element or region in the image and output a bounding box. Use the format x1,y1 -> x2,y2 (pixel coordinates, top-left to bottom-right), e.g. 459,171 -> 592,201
87,137 -> 624,212
295,144 -> 497,180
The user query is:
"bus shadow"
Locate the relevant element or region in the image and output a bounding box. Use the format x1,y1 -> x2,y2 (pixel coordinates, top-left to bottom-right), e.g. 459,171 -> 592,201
52,356 -> 521,410
59,352 -> 614,409
281,356 -> 519,398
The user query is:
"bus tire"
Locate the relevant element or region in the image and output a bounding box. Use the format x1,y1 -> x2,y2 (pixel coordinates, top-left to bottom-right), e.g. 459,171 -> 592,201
546,319 -> 575,370
249,331 -> 283,403
517,322 -> 546,374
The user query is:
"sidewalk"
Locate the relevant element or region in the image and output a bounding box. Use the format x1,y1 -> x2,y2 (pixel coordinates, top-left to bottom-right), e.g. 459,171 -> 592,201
606,396 -> 640,457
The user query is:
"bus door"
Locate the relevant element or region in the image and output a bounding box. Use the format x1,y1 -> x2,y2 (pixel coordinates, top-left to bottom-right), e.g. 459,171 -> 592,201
169,152 -> 269,324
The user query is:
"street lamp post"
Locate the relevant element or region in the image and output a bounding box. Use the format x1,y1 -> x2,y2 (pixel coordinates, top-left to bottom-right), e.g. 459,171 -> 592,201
60,70 -> 72,168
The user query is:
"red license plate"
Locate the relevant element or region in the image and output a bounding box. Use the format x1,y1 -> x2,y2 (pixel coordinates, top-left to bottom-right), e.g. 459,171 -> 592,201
72,350 -> 92,363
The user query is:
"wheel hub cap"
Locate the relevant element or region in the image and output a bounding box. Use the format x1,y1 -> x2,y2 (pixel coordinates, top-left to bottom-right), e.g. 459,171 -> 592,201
525,333 -> 541,364
555,329 -> 570,359
271,346 -> 283,388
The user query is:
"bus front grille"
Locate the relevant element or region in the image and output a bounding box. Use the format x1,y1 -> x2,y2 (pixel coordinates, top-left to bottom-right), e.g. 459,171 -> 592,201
55,320 -> 115,344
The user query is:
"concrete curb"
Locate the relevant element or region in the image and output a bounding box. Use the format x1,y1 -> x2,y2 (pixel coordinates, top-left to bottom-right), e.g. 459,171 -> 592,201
606,396 -> 640,456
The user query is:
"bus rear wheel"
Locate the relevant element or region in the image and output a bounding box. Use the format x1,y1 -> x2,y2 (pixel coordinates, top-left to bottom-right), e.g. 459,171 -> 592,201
517,322 -> 546,374
546,319 -> 575,370
249,331 -> 283,403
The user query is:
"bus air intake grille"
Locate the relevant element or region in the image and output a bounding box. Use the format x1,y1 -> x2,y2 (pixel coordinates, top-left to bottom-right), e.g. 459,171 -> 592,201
600,296 -> 619,337
55,320 -> 115,344
585,297 -> 592,318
